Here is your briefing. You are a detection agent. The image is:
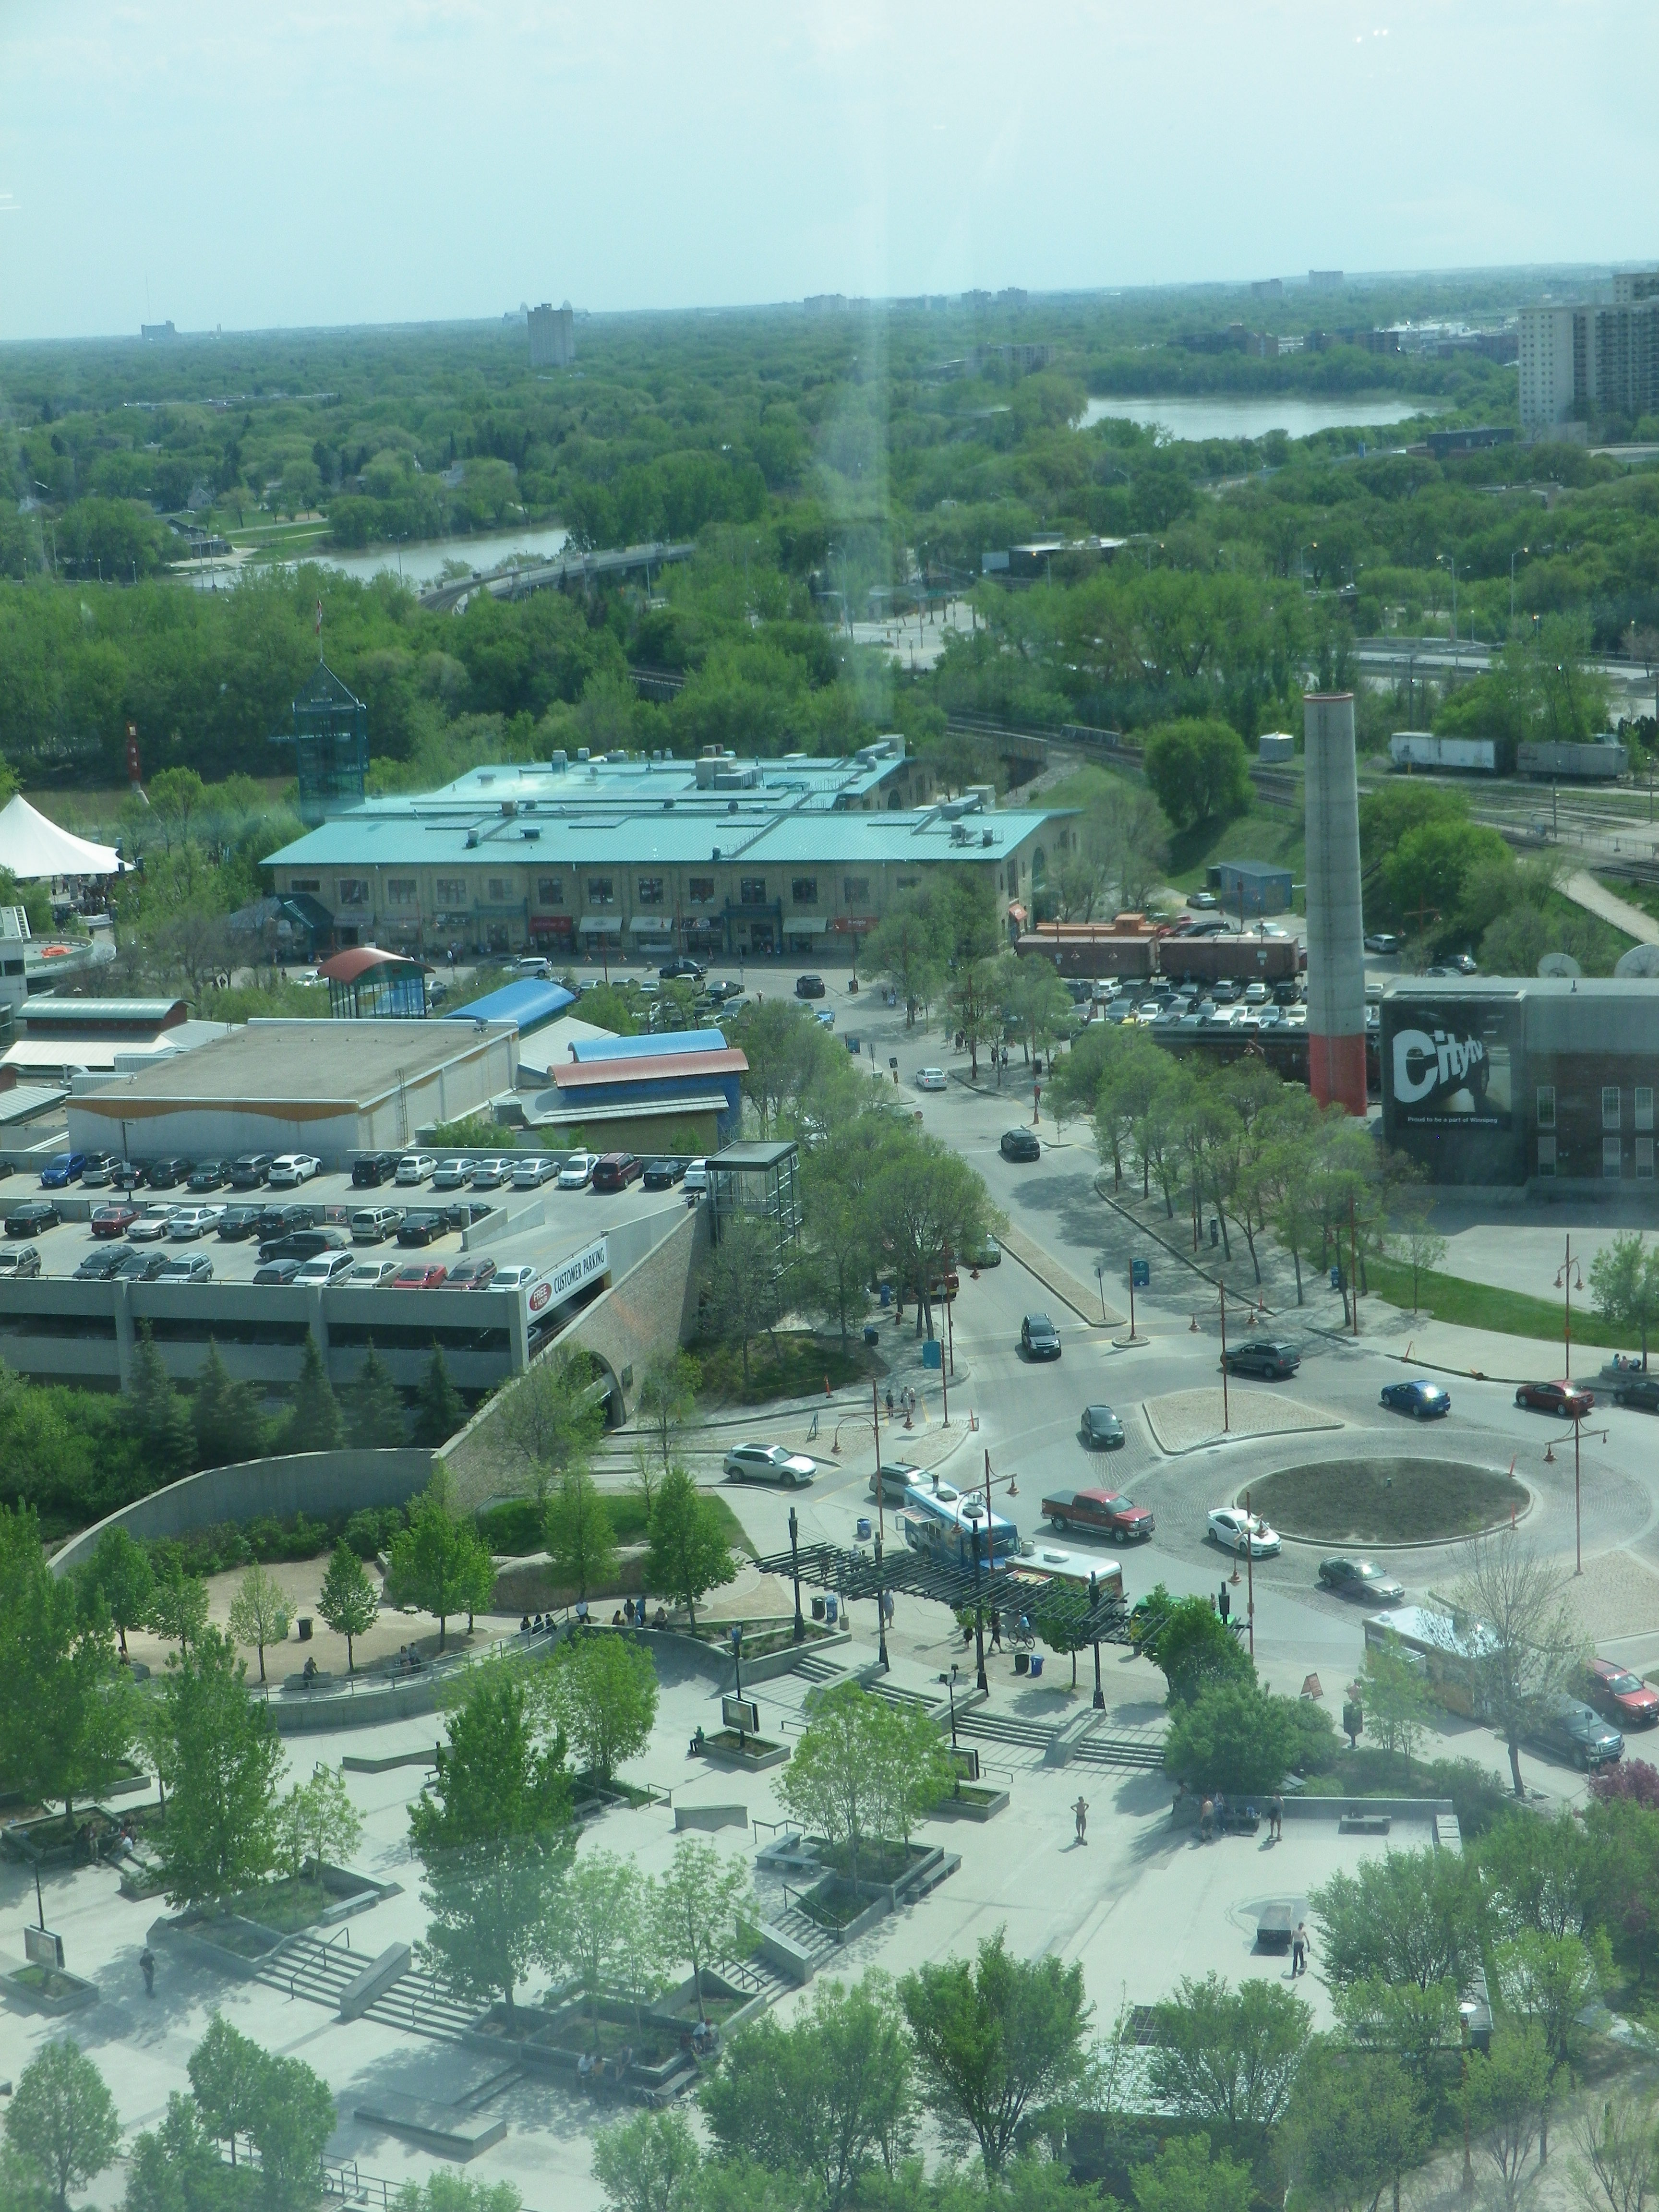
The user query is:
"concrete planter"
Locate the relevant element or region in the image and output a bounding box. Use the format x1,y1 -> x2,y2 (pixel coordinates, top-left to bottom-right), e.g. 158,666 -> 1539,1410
149,1863 -> 400,1975
697,1731 -> 789,1772
930,1787 -> 1009,1822
2,1965 -> 98,2017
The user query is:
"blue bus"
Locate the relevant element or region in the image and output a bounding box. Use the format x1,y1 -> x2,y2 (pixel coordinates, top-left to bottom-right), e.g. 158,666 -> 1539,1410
900,1487 -> 1019,1570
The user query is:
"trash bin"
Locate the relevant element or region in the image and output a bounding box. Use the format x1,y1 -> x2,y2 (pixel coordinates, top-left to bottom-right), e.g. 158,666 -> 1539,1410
297,1618 -> 313,1643
880,1283 -> 892,1308
864,1324 -> 880,1347
825,1595 -> 840,1625
921,1338 -> 942,1370
856,1517 -> 872,1541
1014,1651 -> 1029,1675
1029,1653 -> 1044,1679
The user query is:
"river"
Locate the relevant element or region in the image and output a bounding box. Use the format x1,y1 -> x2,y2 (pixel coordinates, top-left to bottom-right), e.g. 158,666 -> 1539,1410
1078,394 -> 1440,442
187,521 -> 571,592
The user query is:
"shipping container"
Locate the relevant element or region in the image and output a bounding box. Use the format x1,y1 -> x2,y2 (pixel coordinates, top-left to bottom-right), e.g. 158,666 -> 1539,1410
1015,931 -> 1156,981
1388,732 -> 1496,773
1159,934 -> 1302,984
1516,739 -> 1627,781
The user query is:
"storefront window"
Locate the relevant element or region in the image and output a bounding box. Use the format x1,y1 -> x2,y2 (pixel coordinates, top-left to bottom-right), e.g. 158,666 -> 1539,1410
1639,1138 -> 1655,1179
1605,1135 -> 1623,1178
435,878 -> 466,908
1603,1086 -> 1622,1130
739,878 -> 767,906
337,878 -> 368,907
386,878 -> 418,907
843,876 -> 870,905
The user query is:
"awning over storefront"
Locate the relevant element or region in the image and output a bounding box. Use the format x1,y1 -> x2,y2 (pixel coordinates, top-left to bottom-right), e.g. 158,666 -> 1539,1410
578,914 -> 623,935
628,916 -> 673,934
782,916 -> 829,933
529,914 -> 574,938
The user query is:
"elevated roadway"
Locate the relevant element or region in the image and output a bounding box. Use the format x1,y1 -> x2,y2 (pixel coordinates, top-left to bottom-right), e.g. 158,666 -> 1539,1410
419,538 -> 695,614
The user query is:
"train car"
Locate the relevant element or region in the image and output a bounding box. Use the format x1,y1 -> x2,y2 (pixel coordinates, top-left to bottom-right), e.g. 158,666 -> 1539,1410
1159,932 -> 1302,984
1516,740 -> 1627,781
1389,732 -> 1496,774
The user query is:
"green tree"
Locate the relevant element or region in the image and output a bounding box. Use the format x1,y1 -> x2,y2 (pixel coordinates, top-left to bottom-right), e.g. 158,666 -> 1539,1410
1360,1630 -> 1433,1773
146,1561 -> 211,1651
0,1504 -> 131,1820
1330,1977 -> 1461,2102
122,2093 -> 226,2212
1140,1589 -> 1253,1707
128,1323 -> 196,1478
779,1683 -> 952,1890
548,1851 -> 658,2047
1032,1582 -> 1094,1692
701,1974 -> 917,2212
275,1763 -> 363,1880
1311,1844 -> 1481,1994
544,1465 -> 619,1603
385,1474 -> 495,1649
246,2050 -> 336,2212
187,2013 -> 264,2167
1590,1232 -> 1659,1370
2,2042 -> 119,2212
635,1348 -> 701,1475
702,1212 -> 784,1384
899,1930 -> 1092,2175
1128,2134 -> 1252,2212
1479,1806 -> 1597,1943
392,2181 -> 524,2212
1455,1536 -> 1585,1797
408,1667 -> 574,2021
644,1466 -> 734,1632
1494,1928 -> 1602,2162
1141,717 -> 1252,829
283,1331 -> 344,1454
315,1540 -> 378,1672
591,2109 -> 701,2212
413,1345 -> 468,1448
227,1562 -> 290,1683
191,1339 -> 267,1469
875,1133 -> 992,1342
345,1340 -> 405,1447
499,1346 -> 605,1505
1465,2023 -> 1552,2208
1572,2086 -> 1659,2212
1278,2043 -> 1428,2212
78,1524 -> 154,1660
654,1836 -> 753,2024
156,1626 -> 283,1908
861,895 -> 943,1027
1145,1972 -> 1311,2128
543,1631 -> 658,1784
1584,1795 -> 1659,1995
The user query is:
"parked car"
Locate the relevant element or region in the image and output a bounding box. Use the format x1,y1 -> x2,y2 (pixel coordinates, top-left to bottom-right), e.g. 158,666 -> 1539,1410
445,1256 -> 498,1291
1021,1312 -> 1061,1360
38,1152 -> 87,1188
1079,1405 -> 1126,1450
1364,932 -> 1400,955
1381,1378 -> 1451,1419
964,1232 -> 1001,1268
90,1204 -> 139,1239
75,1247 -> 129,1281
514,955 -> 553,979
490,1264 -> 544,1293
1222,1339 -> 1300,1381
868,1460 -> 927,1505
915,1068 -> 947,1092
351,1152 -> 402,1188
253,1257 -> 304,1285
1318,1557 -> 1405,1603
395,1154 -> 437,1187
511,1155 -> 560,1189
256,1202 -> 310,1239
229,1153 -> 275,1190
793,974 -> 826,999
4,1197 -> 58,1239
682,1158 -> 709,1195
351,1206 -> 404,1245
396,1211 -> 446,1248
1242,981 -> 1270,1006
1000,1128 -> 1041,1163
168,1206 -> 224,1240
110,1161 -> 145,1191
724,1443 -> 816,1486
431,1159 -> 475,1192
1611,1373 -> 1659,1414
1207,1507 -> 1282,1558
469,1157 -> 515,1191
343,1260 -> 401,1287
1515,1379 -> 1594,1418
292,1251 -> 356,1286
114,1250 -> 170,1283
216,1206 -> 264,1242
393,1261 -> 449,1289
1042,1486 -> 1153,1542
257,1228 -> 348,1264
128,1206 -> 178,1243
268,1153 -> 321,1187
156,1253 -> 214,1284
659,956 -> 706,981
184,1160 -> 228,1193
440,1200 -> 494,1231
1187,890 -> 1219,910
145,1157 -> 192,1190
79,1153 -> 116,1188
0,1245 -> 42,1277
591,1152 -> 643,1191
1582,1658 -> 1659,1729
642,1157 -> 688,1190
1527,1694 -> 1622,1771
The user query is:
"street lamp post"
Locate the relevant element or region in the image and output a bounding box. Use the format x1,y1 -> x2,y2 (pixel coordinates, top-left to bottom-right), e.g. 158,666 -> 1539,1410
788,1504 -> 805,1642
1219,1280 -> 1230,1433
1089,1570 -> 1105,1710
872,1380 -> 889,1670
1555,1235 -> 1583,1381
971,1519 -> 988,1695
730,1625 -> 745,1751
1510,544 -> 1529,623
1242,1487 -> 1256,1660
1573,1412 -> 1583,1577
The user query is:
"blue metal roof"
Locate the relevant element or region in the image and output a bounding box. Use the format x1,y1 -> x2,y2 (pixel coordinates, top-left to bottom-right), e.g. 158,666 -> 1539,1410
569,1029 -> 728,1062
439,978 -> 575,1033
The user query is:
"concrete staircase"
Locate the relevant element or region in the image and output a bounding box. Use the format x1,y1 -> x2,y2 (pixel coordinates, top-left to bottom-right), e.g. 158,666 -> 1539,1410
953,1708 -> 1057,1754
253,1933 -> 478,2043
789,1652 -> 846,1684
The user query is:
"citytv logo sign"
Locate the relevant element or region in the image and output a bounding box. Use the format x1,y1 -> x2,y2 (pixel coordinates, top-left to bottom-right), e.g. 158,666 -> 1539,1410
1392,1025 -> 1487,1106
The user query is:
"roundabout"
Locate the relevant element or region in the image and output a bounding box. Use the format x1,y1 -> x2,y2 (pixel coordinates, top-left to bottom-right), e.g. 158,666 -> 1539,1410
1237,1457 -> 1530,1548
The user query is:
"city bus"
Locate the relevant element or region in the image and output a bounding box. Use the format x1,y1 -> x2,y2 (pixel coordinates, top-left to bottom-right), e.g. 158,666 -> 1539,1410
899,1487 -> 1019,1570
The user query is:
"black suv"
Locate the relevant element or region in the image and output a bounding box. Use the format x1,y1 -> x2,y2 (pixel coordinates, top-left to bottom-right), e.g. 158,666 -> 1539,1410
1222,1339 -> 1300,1381
793,974 -> 826,999
352,1152 -> 403,1188
659,956 -> 705,981
3,1200 -> 58,1238
146,1157 -> 192,1190
1000,1128 -> 1041,1163
257,1228 -> 347,1264
1021,1313 -> 1061,1361
229,1153 -> 274,1190
1528,1695 -> 1623,1772
216,1205 -> 264,1241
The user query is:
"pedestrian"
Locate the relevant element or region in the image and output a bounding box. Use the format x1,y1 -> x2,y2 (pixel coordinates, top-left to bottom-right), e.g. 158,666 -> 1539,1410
1218,1582 -> 1230,1623
1199,1796 -> 1214,1842
990,1612 -> 1003,1651
1291,1920 -> 1309,1976
140,1946 -> 155,1998
1268,1792 -> 1283,1842
1213,1789 -> 1227,1832
1074,1796 -> 1089,1845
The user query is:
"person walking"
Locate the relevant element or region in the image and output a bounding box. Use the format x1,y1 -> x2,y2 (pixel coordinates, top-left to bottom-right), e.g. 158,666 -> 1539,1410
1073,1796 -> 1089,1846
1268,1792 -> 1283,1842
1218,1582 -> 1231,1624
1291,1920 -> 1309,1977
1199,1796 -> 1214,1842
139,1947 -> 155,1998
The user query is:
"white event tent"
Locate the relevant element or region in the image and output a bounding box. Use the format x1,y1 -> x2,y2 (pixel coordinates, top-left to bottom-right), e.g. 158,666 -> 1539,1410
0,795 -> 122,879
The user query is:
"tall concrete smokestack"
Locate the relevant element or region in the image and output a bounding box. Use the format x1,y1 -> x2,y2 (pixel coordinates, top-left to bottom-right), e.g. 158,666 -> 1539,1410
1303,691 -> 1367,1114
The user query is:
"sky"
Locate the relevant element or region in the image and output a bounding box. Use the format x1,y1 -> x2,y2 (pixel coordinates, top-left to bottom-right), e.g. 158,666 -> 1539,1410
1,0 -> 1656,340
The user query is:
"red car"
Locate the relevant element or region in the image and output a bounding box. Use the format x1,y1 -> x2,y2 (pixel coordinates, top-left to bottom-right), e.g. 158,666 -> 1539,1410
392,1261 -> 448,1289
1584,1658 -> 1659,1729
1041,1488 -> 1155,1543
445,1257 -> 498,1291
90,1204 -> 139,1239
590,1152 -> 643,1192
1515,1380 -> 1595,1418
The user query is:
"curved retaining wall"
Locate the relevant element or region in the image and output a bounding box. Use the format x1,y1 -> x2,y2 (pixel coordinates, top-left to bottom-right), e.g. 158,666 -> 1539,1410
49,1448 -> 437,1578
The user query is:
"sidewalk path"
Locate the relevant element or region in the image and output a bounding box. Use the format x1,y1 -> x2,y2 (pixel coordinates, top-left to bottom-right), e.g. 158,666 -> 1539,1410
999,1222 -> 1126,1327
1561,867 -> 1659,945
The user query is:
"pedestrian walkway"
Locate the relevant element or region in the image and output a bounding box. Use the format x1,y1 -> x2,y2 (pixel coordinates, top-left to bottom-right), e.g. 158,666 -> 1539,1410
1561,868 -> 1659,946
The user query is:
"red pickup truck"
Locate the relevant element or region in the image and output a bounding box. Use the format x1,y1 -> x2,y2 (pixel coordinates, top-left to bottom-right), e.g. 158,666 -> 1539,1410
1040,1489 -> 1154,1544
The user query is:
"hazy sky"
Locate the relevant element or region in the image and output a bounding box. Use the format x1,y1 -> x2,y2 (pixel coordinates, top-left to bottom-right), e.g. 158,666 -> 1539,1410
1,0 -> 1654,340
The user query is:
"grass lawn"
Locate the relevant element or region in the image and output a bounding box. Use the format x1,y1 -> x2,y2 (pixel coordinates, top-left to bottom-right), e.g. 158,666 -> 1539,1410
476,1490 -> 752,1559
1244,1456 -> 1523,1543
1043,761 -> 1305,898
1367,1252 -> 1637,1354
692,1329 -> 877,1407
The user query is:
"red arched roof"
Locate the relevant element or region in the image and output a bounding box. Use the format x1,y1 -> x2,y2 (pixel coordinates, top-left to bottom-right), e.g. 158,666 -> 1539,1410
317,944 -> 428,982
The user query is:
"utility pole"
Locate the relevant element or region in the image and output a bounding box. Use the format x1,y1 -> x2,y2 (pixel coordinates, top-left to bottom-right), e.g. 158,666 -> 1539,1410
872,1381 -> 888,1669
1219,1281 -> 1229,1433
1556,1235 -> 1582,1381
1243,1486 -> 1256,1659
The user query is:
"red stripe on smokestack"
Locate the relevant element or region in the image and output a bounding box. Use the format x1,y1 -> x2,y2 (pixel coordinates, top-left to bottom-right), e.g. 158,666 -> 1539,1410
1309,1031 -> 1368,1116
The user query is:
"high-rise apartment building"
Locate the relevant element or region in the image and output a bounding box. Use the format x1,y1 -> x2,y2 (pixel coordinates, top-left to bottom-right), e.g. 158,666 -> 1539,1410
1519,304 -> 1577,430
528,302 -> 575,369
1520,277 -> 1659,430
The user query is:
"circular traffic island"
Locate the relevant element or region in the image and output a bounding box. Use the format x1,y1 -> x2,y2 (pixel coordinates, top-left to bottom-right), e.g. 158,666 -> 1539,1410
1240,1458 -> 1527,1548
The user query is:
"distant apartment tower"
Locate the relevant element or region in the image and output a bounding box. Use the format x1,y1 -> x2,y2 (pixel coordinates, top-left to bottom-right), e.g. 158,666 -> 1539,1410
996,287 -> 1028,308
528,302 -> 575,369
1614,270 -> 1659,304
140,320 -> 176,341
1250,277 -> 1283,300
1519,305 -> 1577,430
803,293 -> 848,316
1520,285 -> 1659,430
1308,270 -> 1344,291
